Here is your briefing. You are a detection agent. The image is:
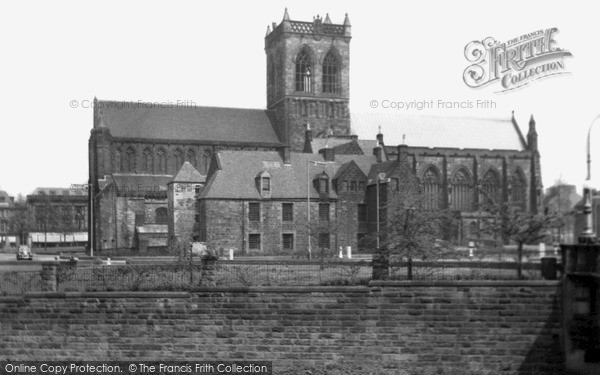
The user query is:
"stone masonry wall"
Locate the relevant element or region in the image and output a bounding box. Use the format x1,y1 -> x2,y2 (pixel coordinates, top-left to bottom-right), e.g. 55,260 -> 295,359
0,282 -> 563,374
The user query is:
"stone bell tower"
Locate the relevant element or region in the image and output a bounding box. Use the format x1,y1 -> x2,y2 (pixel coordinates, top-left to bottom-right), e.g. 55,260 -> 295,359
265,8 -> 352,150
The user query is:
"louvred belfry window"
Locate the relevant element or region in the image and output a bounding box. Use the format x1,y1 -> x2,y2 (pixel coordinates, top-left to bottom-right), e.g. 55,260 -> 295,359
295,50 -> 312,92
322,51 -> 340,94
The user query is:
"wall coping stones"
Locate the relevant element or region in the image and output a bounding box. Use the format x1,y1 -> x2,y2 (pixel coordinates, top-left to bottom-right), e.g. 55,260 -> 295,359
0,282 -> 563,302
369,280 -> 562,287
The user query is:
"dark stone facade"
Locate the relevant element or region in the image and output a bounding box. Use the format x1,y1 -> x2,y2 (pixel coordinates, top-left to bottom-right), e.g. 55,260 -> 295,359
88,10 -> 543,254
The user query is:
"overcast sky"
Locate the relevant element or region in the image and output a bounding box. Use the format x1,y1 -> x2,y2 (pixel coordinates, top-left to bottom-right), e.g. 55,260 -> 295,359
1,0 -> 598,197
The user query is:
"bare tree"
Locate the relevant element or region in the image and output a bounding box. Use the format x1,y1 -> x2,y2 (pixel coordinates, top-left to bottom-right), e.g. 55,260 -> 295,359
480,202 -> 561,278
9,197 -> 34,246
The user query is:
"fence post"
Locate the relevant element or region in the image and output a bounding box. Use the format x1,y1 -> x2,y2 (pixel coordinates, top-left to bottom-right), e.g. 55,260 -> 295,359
40,262 -> 58,292
200,255 -> 218,286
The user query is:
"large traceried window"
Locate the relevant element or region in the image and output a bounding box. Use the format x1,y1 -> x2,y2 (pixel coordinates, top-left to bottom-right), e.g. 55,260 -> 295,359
186,149 -> 196,169
174,149 -> 184,172
156,148 -> 167,174
450,168 -> 473,212
115,149 -> 122,173
142,148 -> 152,173
480,169 -> 501,207
421,166 -> 441,211
322,51 -> 340,94
510,169 -> 527,210
123,147 -> 136,173
295,49 -> 312,92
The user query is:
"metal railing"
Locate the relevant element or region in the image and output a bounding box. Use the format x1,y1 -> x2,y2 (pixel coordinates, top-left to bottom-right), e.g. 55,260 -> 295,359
0,259 -> 550,295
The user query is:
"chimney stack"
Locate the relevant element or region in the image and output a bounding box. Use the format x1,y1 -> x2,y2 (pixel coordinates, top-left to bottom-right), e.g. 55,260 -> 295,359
303,123 -> 314,153
281,146 -> 291,165
319,147 -> 335,162
373,143 -> 383,163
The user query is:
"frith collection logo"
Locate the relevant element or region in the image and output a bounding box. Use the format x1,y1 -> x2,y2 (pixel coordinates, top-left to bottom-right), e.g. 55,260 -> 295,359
463,28 -> 572,92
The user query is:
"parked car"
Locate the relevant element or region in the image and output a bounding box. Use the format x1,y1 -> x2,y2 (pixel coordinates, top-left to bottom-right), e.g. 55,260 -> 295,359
16,245 -> 33,260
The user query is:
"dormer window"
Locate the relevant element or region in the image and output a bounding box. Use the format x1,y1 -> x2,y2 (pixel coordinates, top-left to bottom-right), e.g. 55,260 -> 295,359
262,177 -> 271,191
256,170 -> 272,198
314,171 -> 329,194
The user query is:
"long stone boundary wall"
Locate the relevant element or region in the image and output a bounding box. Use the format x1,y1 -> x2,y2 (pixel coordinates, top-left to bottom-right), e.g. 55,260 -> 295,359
0,281 -> 563,375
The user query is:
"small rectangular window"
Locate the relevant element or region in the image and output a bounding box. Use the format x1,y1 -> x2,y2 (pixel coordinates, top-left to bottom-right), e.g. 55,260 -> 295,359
359,181 -> 365,191
282,203 -> 293,222
262,177 -> 270,191
342,181 -> 349,192
282,233 -> 294,250
319,203 -> 329,222
391,178 -> 399,191
249,234 -> 261,250
248,202 -> 260,222
319,178 -> 328,193
350,181 -> 357,191
358,204 -> 367,223
318,233 -> 330,249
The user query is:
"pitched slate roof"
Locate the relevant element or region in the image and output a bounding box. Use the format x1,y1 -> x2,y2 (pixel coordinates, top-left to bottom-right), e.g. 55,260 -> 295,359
172,162 -> 206,183
200,151 -> 377,200
351,113 -> 527,151
310,137 -> 379,155
102,174 -> 173,197
96,100 -> 281,145
30,187 -> 88,197
0,190 -> 12,207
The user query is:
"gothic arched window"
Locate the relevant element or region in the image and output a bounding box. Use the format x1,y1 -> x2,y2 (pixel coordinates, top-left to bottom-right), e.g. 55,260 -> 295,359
451,168 -> 473,212
142,148 -> 152,173
510,169 -> 527,210
295,49 -> 312,92
322,51 -> 340,94
480,169 -> 501,207
155,207 -> 168,225
156,148 -> 167,174
186,149 -> 196,169
114,148 -> 122,173
421,166 -> 441,211
124,147 -> 136,173
174,148 -> 184,172
199,151 -> 211,175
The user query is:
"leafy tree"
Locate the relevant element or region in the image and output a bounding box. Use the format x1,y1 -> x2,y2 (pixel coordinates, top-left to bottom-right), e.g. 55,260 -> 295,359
9,200 -> 33,246
480,202 -> 561,278
376,181 -> 457,280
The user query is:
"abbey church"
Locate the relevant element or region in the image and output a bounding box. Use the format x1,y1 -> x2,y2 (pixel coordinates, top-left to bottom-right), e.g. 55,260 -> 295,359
88,9 -> 542,254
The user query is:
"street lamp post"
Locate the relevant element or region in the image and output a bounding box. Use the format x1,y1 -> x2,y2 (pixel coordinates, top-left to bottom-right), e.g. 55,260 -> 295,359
579,114 -> 600,243
375,173 -> 391,249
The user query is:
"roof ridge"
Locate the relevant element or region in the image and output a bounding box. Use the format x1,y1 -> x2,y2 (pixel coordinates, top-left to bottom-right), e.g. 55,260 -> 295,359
351,112 -> 512,122
96,99 -> 268,112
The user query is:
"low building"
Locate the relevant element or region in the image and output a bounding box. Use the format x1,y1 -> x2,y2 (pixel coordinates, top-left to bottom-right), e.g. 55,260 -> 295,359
26,187 -> 88,247
544,183 -> 581,244
196,148 -> 375,255
0,190 -> 16,248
